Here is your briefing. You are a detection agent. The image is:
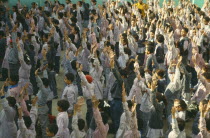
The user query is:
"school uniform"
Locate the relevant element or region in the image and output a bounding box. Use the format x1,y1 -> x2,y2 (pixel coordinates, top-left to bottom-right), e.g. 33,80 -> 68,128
0,97 -> 17,138
78,71 -> 94,128
168,118 -> 186,138
56,112 -> 70,138
70,114 -> 86,138
17,106 -> 38,138
18,46 -> 33,97
92,107 -> 109,138
36,75 -> 50,138
61,84 -> 78,114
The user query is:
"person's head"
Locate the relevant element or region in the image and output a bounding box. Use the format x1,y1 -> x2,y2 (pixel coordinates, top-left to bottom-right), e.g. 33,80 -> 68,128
145,45 -> 154,55
23,116 -> 32,128
64,73 -> 74,85
6,96 -> 16,108
176,118 -> 185,132
181,27 -> 188,37
9,75 -> 19,85
41,78 -> 49,87
57,100 -> 70,112
156,34 -> 164,43
46,123 -> 58,137
58,12 -> 64,19
78,119 -> 85,131
156,92 -> 167,106
156,69 -> 165,79
202,72 -> 210,83
174,99 -> 187,111
203,16 -> 210,25
199,99 -> 209,112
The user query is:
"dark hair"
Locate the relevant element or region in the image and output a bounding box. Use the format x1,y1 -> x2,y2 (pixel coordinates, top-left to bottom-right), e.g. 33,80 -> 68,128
156,92 -> 167,106
57,100 -> 70,111
10,75 -> 19,84
200,99 -> 208,105
156,34 -> 164,43
206,118 -> 210,131
127,100 -> 133,109
41,78 -> 49,87
175,99 -> 187,111
23,116 -> 32,128
204,16 -> 210,22
146,45 -> 154,53
177,118 -> 185,131
203,72 -> 210,80
78,119 -> 85,130
58,12 -> 64,19
182,27 -> 189,33
71,60 -> 77,70
156,69 -> 165,78
6,96 -> 16,107
47,123 -> 58,135
65,73 -> 75,82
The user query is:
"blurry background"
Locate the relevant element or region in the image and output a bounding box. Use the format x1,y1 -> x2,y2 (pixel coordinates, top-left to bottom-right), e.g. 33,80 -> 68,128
7,0 -> 204,8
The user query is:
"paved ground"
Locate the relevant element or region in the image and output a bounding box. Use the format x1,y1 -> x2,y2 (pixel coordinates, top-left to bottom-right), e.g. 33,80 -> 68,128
0,55 -> 194,138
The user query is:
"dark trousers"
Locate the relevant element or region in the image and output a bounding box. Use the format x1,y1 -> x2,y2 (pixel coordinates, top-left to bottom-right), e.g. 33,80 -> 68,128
54,56 -> 60,74
1,68 -> 8,80
86,99 -> 93,129
30,66 -> 38,95
47,100 -> 52,115
110,99 -> 123,133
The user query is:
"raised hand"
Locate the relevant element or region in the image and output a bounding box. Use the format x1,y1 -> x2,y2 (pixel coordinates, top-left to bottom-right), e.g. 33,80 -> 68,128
171,107 -> 176,119
35,68 -> 40,76
32,96 -> 38,106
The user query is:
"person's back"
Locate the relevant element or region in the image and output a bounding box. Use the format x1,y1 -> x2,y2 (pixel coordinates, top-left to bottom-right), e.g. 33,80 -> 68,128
0,96 -> 17,138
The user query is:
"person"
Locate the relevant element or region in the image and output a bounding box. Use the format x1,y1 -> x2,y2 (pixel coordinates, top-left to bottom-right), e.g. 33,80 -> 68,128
56,99 -> 70,138
145,42 -> 159,73
156,69 -> 166,93
147,82 -> 166,138
35,68 -> 50,138
70,98 -> 86,138
17,96 -> 38,138
46,123 -> 59,138
77,64 -> 95,128
168,107 -> 186,138
91,95 -> 109,138
197,100 -> 210,137
0,83 -> 17,138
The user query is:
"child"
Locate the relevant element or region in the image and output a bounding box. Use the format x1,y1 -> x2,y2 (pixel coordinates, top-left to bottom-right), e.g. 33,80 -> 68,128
17,97 -> 38,138
62,72 -> 78,115
35,68 -> 50,138
56,99 -> 70,138
156,69 -> 166,93
197,100 -> 210,138
77,64 -> 95,128
145,43 -> 159,73
46,123 -> 59,138
173,99 -> 187,120
47,63 -> 57,99
117,84 -> 140,138
168,107 -> 186,138
0,84 -> 17,138
5,75 -> 29,116
91,95 -> 109,138
147,82 -> 167,138
70,99 -> 86,138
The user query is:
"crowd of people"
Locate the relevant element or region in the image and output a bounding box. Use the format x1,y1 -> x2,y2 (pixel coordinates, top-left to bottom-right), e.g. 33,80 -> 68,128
0,0 -> 210,137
